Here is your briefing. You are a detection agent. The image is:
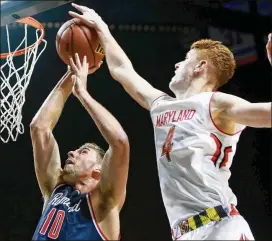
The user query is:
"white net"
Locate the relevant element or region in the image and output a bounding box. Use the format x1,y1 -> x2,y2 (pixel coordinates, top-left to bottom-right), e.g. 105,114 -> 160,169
0,23 -> 47,143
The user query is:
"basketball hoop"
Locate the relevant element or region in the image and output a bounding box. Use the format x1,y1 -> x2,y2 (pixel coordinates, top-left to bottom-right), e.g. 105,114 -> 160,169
0,17 -> 47,143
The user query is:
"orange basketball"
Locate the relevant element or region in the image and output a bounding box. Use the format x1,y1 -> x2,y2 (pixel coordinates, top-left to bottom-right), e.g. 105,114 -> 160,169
56,18 -> 104,68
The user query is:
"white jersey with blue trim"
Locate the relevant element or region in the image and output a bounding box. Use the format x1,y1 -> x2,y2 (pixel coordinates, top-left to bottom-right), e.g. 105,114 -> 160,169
149,92 -> 245,228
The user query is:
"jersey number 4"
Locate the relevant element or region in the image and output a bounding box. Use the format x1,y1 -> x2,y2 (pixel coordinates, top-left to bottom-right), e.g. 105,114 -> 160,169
161,128 -> 232,168
39,208 -> 65,239
210,133 -> 233,168
161,126 -> 175,162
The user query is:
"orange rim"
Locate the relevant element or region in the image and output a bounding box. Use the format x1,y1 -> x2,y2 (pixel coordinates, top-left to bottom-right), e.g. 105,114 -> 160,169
0,17 -> 45,59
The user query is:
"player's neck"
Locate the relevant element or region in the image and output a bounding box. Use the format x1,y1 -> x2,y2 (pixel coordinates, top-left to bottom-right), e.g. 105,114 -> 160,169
175,80 -> 215,100
67,177 -> 98,194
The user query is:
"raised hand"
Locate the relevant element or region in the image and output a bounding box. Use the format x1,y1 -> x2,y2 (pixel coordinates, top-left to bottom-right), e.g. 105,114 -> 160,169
69,3 -> 107,31
266,33 -> 272,66
69,53 -> 103,97
69,53 -> 89,97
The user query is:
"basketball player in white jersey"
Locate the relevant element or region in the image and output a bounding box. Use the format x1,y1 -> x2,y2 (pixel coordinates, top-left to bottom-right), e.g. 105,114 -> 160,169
30,53 -> 129,240
70,4 -> 271,240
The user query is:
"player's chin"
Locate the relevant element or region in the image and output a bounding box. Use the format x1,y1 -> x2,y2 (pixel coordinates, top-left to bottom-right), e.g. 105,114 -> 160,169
63,166 -> 76,177
169,77 -> 178,90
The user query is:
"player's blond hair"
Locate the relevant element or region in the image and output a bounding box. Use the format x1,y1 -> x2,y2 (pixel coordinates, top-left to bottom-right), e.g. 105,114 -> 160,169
190,39 -> 236,88
80,142 -> 105,166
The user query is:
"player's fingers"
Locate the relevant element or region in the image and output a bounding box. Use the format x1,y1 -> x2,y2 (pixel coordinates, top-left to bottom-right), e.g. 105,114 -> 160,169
71,75 -> 77,85
75,53 -> 81,67
72,3 -> 96,15
71,3 -> 86,12
83,55 -> 87,70
69,57 -> 79,72
69,11 -> 84,21
69,11 -> 96,27
69,11 -> 80,17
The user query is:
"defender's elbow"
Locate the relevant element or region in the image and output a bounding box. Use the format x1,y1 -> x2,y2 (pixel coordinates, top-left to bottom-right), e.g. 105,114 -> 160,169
30,121 -> 39,132
112,132 -> 129,149
117,133 -> 129,147
30,121 -> 50,134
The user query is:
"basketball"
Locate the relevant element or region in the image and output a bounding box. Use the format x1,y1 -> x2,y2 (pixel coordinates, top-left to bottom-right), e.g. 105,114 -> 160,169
56,18 -> 104,68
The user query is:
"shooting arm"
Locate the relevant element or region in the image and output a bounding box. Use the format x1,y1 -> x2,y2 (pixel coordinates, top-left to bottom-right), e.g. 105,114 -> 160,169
213,92 -> 271,128
76,89 -> 129,208
30,70 -> 74,199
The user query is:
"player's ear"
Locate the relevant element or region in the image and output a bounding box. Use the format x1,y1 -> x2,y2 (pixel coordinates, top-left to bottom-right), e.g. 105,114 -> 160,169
194,60 -> 207,73
92,166 -> 101,180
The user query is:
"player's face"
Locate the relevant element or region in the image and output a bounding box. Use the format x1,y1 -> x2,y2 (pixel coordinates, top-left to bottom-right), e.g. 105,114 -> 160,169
169,50 -> 199,92
63,146 -> 99,179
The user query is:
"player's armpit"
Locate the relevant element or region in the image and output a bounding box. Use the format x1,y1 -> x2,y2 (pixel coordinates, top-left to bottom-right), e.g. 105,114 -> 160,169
212,92 -> 271,128
30,126 -> 62,198
111,67 -> 166,110
99,139 -> 129,210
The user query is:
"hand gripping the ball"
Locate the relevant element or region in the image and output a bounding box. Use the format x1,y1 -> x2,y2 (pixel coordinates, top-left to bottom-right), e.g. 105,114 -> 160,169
69,53 -> 102,97
69,3 -> 107,32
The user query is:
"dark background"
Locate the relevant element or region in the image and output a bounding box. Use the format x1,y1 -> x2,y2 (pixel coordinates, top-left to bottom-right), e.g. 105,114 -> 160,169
0,0 -> 271,240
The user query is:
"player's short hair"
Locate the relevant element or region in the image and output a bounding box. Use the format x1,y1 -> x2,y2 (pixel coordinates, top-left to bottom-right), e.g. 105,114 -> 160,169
80,142 -> 105,166
190,39 -> 236,89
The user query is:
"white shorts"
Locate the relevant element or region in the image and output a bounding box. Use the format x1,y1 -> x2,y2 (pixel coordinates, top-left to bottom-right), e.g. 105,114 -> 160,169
174,215 -> 254,240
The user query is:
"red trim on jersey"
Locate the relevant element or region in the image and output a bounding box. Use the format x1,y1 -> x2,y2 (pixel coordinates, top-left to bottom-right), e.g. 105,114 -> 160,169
150,94 -> 169,107
209,92 -> 246,136
86,193 -> 109,241
220,146 -> 233,168
210,133 -> 222,166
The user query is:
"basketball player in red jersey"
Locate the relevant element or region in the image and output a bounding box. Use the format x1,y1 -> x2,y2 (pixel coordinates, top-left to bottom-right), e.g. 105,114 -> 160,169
31,54 -> 129,240
70,4 -> 271,240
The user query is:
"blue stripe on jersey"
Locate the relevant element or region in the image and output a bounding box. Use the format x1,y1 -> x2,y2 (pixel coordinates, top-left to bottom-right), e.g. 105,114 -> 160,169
32,184 -> 104,240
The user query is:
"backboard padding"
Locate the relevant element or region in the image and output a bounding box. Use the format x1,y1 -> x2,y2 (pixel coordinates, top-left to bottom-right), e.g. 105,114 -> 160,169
1,1 -> 74,27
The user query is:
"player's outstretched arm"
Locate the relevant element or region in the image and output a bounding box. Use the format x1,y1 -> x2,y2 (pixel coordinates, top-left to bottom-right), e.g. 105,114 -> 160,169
212,92 -> 271,128
70,54 -> 129,209
30,69 -> 74,200
69,3 -> 165,110
212,35 -> 272,129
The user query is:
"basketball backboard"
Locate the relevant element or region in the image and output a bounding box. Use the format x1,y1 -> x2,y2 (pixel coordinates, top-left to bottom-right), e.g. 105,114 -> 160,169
1,1 -> 74,27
